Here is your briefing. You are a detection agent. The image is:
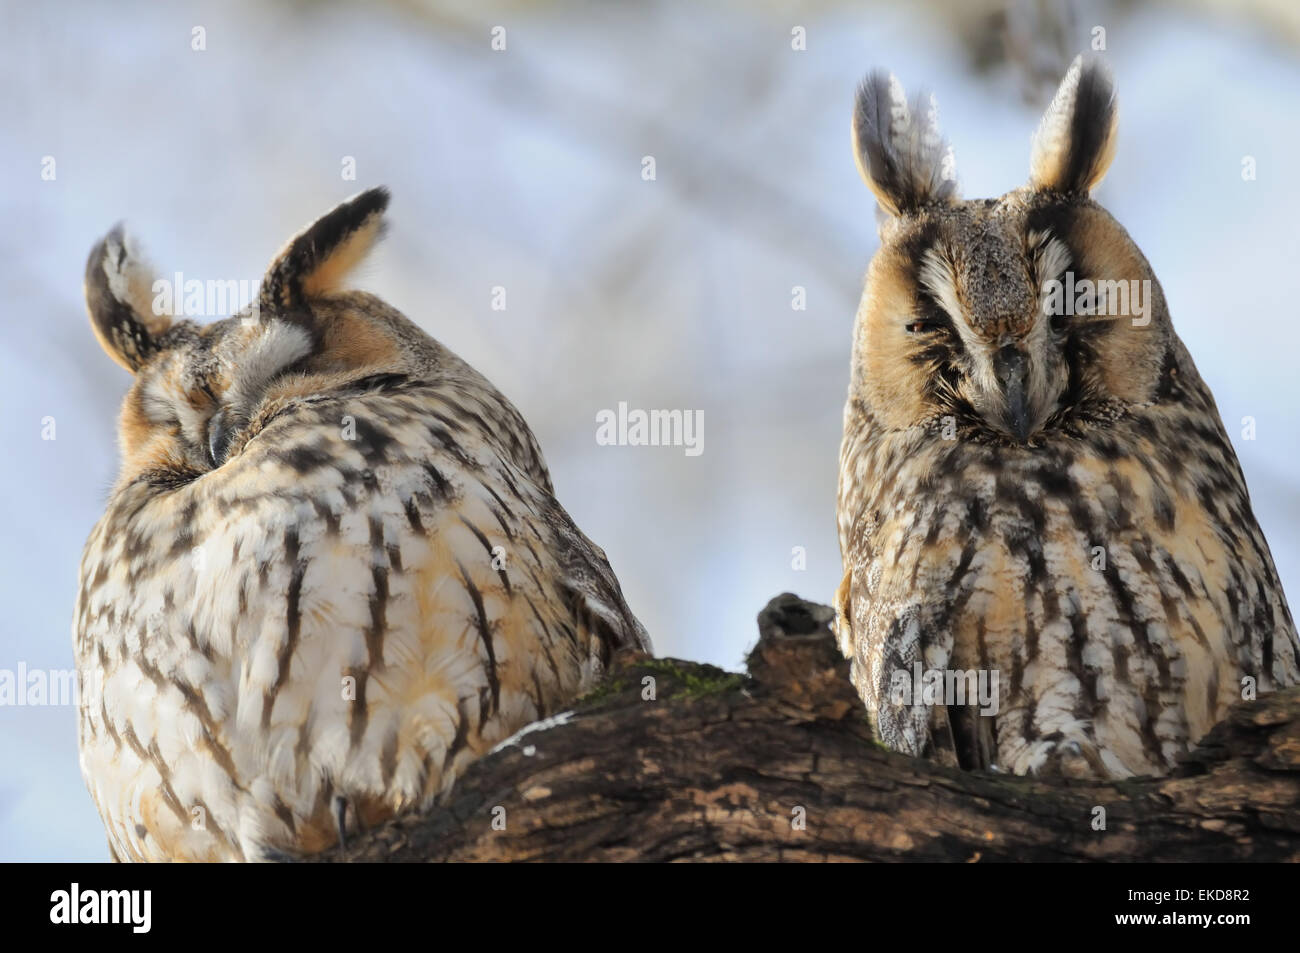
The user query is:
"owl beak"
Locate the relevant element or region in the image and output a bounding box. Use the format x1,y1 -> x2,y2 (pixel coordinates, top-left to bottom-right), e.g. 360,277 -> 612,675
993,345 -> 1032,442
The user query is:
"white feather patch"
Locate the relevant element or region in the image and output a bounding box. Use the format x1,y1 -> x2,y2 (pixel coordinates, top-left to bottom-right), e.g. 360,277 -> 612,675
887,73 -> 912,140
102,229 -> 170,334
224,323 -> 313,414
917,248 -> 982,355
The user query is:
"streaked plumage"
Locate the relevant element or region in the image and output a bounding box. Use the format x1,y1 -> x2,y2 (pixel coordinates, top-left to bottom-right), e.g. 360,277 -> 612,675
75,188 -> 648,860
835,57 -> 1298,778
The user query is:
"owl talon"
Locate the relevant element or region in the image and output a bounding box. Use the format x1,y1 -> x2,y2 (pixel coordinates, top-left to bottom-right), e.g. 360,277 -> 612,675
1026,737 -> 1102,780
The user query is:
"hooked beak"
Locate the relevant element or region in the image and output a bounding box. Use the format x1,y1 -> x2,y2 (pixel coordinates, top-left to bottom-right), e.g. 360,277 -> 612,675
993,345 -> 1032,442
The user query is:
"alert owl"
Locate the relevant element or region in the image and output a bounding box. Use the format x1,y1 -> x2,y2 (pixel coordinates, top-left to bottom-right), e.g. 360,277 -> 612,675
835,57 -> 1299,779
75,188 -> 649,861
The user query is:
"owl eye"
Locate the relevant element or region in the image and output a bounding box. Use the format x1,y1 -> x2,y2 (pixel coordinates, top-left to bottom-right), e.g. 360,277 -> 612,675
206,407 -> 233,467
1049,312 -> 1070,334
905,302 -> 953,336
906,318 -> 946,334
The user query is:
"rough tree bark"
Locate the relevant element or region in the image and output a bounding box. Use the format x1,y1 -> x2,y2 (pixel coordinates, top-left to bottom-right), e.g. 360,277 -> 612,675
315,594 -> 1300,862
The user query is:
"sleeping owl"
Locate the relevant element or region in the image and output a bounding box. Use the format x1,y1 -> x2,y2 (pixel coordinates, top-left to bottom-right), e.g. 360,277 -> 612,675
835,57 -> 1299,778
75,188 -> 649,861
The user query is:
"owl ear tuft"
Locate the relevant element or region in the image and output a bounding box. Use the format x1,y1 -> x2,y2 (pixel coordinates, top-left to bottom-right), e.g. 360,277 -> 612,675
852,70 -> 959,218
84,225 -> 172,373
260,187 -> 390,312
1029,55 -> 1118,195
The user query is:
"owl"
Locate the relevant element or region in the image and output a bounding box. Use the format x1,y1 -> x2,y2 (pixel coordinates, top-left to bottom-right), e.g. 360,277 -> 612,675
835,57 -> 1299,779
75,188 -> 649,861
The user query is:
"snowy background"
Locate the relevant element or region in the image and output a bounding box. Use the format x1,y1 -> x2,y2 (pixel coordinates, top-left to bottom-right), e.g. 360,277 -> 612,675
2,0 -> 1298,860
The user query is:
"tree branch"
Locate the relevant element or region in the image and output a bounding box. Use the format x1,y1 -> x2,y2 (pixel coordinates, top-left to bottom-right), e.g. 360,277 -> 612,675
316,594 -> 1300,862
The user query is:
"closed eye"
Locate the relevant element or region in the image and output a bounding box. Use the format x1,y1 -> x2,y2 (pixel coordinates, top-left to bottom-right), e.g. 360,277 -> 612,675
905,308 -> 953,335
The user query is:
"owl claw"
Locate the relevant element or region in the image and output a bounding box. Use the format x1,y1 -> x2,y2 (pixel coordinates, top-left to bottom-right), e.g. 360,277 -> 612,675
1027,737 -> 1102,779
